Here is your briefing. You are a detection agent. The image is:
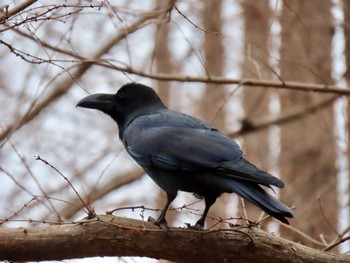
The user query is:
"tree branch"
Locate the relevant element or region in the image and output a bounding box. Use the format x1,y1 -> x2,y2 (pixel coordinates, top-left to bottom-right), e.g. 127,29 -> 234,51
59,168 -> 144,219
0,0 -> 37,23
0,214 -> 349,263
229,95 -> 339,137
8,27 -> 350,96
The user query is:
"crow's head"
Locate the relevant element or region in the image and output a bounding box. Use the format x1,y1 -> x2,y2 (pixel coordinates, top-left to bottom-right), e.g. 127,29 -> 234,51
77,82 -> 166,133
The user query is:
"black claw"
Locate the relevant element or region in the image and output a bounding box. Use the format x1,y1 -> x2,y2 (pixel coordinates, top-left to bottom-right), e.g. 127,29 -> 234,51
148,216 -> 168,230
147,216 -> 156,223
185,222 -> 204,231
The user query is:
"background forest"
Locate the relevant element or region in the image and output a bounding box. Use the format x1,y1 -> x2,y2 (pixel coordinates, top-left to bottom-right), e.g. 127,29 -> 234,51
0,0 -> 349,262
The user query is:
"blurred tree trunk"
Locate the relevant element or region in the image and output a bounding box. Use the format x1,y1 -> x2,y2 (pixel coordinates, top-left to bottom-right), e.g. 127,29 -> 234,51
153,0 -> 177,230
153,0 -> 173,105
198,0 -> 228,228
240,0 -> 272,226
279,0 -> 338,248
343,0 -> 350,205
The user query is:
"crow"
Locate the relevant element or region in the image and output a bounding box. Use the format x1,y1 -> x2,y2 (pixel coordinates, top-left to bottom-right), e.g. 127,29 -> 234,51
77,82 -> 293,229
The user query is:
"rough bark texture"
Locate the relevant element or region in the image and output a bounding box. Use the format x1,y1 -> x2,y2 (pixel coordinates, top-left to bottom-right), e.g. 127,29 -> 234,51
1,215 -> 349,263
279,0 -> 338,248
240,0 -> 272,226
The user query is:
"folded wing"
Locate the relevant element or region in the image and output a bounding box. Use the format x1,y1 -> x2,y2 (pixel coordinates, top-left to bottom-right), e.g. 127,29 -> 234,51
125,126 -> 284,188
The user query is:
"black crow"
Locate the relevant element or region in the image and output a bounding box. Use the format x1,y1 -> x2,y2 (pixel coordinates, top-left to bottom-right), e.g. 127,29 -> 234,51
77,83 -> 293,229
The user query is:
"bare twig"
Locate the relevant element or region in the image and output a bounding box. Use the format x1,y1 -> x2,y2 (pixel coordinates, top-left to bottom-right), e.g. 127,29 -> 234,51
0,9 -> 165,143
59,168 -> 145,219
35,156 -> 95,218
174,5 -> 218,35
324,225 -> 350,251
7,141 -> 62,222
324,235 -> 350,251
0,197 -> 37,225
280,223 -> 325,247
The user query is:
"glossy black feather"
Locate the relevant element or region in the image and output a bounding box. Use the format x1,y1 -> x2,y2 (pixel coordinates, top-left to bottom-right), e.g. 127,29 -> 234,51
77,83 -> 294,228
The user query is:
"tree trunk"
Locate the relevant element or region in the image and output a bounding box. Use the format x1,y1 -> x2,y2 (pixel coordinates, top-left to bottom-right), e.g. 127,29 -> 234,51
342,0 -> 350,211
279,0 -> 338,248
153,0 -> 174,105
198,0 -> 229,228
153,0 -> 178,229
240,0 -> 272,226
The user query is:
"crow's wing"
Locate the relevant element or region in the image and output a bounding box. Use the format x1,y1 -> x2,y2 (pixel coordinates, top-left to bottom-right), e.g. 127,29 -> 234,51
124,125 -> 283,188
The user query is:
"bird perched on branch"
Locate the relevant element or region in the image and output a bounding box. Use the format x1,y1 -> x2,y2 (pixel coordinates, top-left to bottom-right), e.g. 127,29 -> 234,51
77,82 -> 293,229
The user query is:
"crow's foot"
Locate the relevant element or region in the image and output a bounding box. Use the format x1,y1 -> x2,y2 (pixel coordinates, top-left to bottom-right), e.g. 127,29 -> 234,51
148,216 -> 168,230
185,222 -> 204,231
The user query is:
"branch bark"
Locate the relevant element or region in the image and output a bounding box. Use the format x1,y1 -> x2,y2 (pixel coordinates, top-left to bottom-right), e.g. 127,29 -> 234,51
1,214 -> 349,263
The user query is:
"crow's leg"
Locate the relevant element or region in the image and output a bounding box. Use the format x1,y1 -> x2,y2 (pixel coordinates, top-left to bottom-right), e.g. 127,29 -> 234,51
193,195 -> 217,230
149,192 -> 177,229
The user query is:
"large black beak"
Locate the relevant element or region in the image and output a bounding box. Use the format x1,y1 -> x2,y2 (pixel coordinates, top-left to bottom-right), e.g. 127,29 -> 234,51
76,93 -> 115,111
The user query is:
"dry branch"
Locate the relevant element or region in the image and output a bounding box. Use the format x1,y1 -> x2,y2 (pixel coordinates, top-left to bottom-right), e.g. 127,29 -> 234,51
0,0 -> 37,23
0,214 -> 349,263
8,27 -> 350,96
229,95 -> 339,137
59,168 -> 144,219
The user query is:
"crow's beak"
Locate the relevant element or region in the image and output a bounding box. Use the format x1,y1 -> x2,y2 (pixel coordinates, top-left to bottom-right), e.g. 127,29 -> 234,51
76,93 -> 115,111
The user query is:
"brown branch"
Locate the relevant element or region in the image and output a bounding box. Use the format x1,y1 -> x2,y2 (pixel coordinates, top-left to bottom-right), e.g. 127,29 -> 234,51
174,5 -> 218,35
0,0 -> 37,23
229,95 -> 339,138
9,26 -> 350,96
1,214 -> 349,262
113,70 -> 350,95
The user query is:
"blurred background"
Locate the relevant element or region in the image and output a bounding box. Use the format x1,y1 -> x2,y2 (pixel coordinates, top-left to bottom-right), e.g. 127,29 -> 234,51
0,0 -> 349,261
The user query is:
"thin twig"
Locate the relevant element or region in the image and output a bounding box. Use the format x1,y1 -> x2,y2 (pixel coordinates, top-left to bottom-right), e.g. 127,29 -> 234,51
35,156 -> 95,218
174,5 -> 218,35
324,235 -> 350,251
8,141 -> 62,222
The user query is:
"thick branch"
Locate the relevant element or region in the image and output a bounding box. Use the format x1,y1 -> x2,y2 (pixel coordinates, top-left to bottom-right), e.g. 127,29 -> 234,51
0,215 -> 349,263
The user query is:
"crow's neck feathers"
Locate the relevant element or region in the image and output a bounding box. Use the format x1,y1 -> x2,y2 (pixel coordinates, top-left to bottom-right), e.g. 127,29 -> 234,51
110,83 -> 167,139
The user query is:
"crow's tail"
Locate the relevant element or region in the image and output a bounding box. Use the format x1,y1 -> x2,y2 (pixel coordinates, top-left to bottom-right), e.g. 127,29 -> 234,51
226,179 -> 294,224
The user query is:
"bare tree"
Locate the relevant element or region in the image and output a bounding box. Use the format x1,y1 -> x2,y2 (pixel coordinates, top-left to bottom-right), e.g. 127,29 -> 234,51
240,0 -> 273,227
0,0 -> 349,262
197,0 -> 230,227
153,0 -> 178,231
279,0 -> 338,248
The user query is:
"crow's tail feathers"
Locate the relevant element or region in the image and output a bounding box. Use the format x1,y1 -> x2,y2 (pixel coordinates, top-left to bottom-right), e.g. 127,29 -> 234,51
226,179 -> 294,224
